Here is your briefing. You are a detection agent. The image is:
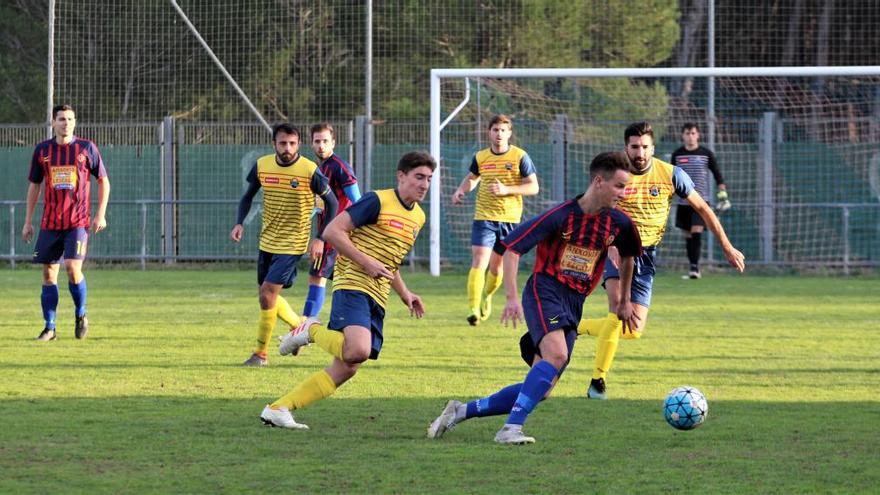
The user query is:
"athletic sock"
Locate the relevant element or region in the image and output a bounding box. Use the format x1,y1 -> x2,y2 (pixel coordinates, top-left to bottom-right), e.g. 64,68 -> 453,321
484,269 -> 503,297
270,369 -> 338,410
686,233 -> 702,269
311,325 -> 344,360
301,284 -> 326,318
577,316 -> 607,337
467,267 -> 485,315
41,284 -> 59,330
507,360 -> 559,426
274,296 -> 301,327
255,308 -> 277,356
593,313 -> 623,380
464,383 -> 522,420
68,277 -> 87,318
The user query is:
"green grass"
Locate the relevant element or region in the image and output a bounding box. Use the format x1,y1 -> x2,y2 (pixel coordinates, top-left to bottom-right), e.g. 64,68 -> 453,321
1,267 -> 878,493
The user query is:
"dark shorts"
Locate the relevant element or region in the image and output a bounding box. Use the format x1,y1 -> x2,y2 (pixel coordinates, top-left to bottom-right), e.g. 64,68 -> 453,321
257,250 -> 302,288
518,274 -> 584,373
603,247 -> 657,307
675,204 -> 705,231
327,289 -> 386,360
471,220 -> 516,249
33,227 -> 89,264
308,243 -> 337,280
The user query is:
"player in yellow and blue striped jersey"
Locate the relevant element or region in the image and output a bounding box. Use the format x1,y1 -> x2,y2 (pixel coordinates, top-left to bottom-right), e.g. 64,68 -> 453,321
578,122 -> 745,400
230,123 -> 338,367
451,115 -> 539,327
260,151 -> 434,430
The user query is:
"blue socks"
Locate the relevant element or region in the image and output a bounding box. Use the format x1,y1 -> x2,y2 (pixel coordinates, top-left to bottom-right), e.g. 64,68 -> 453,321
69,278 -> 87,317
41,284 -> 59,330
507,360 -> 559,426
466,383 -> 522,419
302,284 -> 326,318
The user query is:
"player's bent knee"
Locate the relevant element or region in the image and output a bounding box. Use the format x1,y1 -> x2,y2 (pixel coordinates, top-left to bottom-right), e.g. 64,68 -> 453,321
342,346 -> 371,364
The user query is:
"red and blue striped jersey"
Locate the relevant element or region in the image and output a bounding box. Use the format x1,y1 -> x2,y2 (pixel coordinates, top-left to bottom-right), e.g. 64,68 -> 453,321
501,196 -> 642,295
28,137 -> 108,230
317,153 -> 359,229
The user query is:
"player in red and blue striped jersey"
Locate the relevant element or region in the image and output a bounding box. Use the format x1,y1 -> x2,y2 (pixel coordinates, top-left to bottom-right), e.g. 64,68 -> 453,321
428,152 -> 641,444
302,123 -> 361,319
22,104 -> 110,341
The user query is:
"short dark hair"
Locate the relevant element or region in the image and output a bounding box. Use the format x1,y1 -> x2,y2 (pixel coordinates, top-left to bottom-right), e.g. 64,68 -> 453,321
624,121 -> 653,143
272,123 -> 300,141
310,122 -> 336,141
681,122 -> 699,133
488,114 -> 513,130
589,151 -> 631,181
397,151 -> 437,173
52,104 -> 75,119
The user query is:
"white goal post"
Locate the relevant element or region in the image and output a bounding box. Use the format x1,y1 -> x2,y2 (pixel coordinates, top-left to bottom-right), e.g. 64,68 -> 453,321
429,66 -> 880,276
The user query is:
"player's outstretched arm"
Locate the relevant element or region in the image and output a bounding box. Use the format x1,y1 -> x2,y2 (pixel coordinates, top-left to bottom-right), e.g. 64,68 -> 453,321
391,271 -> 424,318
499,249 -> 523,328
323,211 -> 393,280
687,191 -> 745,272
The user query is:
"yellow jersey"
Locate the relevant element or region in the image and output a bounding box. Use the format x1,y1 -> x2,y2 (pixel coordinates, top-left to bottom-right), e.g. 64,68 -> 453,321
470,145 -> 537,223
618,158 -> 694,247
256,154 -> 320,254
333,189 -> 425,308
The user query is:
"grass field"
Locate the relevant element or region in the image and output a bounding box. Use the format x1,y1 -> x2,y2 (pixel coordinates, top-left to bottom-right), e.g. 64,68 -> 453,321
1,267 -> 878,493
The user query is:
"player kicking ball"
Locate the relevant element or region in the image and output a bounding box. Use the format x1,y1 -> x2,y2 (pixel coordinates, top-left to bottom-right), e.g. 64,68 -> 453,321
259,151 -> 434,430
428,152 -> 641,444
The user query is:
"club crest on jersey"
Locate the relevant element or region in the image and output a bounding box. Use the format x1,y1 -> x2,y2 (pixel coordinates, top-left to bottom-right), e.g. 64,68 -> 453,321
289,179 -> 299,188
77,153 -> 87,164
650,186 -> 660,196
561,229 -> 573,241
505,162 -> 513,171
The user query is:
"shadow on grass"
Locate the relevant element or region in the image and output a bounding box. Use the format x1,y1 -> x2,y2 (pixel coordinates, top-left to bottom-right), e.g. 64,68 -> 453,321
1,396 -> 877,494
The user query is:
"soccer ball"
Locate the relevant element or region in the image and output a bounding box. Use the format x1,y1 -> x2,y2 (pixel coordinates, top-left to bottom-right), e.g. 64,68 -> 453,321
663,386 -> 708,430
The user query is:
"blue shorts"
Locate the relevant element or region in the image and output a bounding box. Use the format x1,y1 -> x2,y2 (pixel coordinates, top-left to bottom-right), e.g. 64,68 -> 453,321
519,274 -> 584,373
603,246 -> 657,307
257,250 -> 302,288
471,220 -> 516,249
308,244 -> 337,280
33,228 -> 89,264
327,289 -> 386,360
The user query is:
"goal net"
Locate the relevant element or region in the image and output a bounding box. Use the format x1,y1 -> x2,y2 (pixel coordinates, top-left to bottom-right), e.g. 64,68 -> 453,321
430,67 -> 880,275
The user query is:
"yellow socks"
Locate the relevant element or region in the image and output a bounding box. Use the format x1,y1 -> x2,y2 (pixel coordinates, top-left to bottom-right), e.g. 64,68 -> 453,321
480,269 -> 503,321
467,267 -> 485,315
275,296 -> 302,328
255,308 -> 278,356
593,313 -> 623,380
270,369 -> 338,410
577,317 -> 606,337
311,324 -> 345,360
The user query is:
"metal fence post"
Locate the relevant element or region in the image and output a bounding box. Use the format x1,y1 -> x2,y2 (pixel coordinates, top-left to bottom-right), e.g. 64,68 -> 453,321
354,115 -> 370,191
759,112 -> 776,264
140,201 -> 147,271
551,114 -> 569,202
160,116 -> 175,264
842,206 -> 851,275
8,204 -> 15,269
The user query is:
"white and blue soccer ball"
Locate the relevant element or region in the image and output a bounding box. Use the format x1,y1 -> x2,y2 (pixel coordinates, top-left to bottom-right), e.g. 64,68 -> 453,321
663,386 -> 708,430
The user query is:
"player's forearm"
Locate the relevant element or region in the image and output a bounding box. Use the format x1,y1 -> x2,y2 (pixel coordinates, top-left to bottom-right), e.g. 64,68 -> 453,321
315,190 -> 338,239
504,180 -> 539,196
457,175 -> 479,194
94,178 -> 110,218
502,250 -> 520,298
391,271 -> 409,297
24,183 -> 40,223
617,257 -> 635,303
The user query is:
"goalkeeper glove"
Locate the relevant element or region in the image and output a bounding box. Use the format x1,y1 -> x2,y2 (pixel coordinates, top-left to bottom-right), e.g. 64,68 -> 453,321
716,190 -> 731,212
